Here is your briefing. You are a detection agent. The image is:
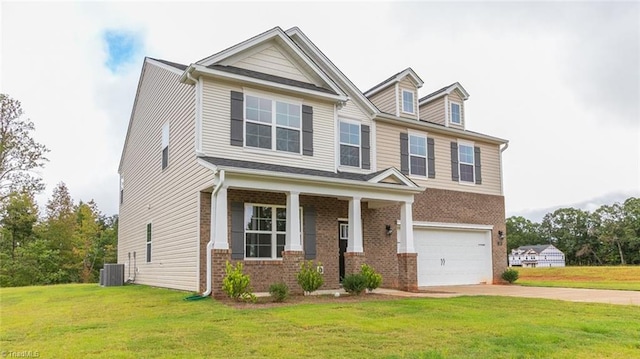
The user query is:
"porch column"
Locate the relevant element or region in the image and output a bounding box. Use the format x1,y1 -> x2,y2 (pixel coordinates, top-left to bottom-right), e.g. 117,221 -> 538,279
347,196 -> 363,253
211,186 -> 229,249
285,191 -> 302,251
398,200 -> 415,253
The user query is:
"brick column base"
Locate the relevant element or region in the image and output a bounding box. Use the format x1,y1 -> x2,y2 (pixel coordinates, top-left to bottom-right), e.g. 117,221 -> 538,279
344,252 -> 366,276
282,251 -> 305,295
211,249 -> 231,298
397,253 -> 418,292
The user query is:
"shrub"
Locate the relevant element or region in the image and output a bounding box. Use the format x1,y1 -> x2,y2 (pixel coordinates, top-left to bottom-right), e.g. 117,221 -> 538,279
502,268 -> 519,284
342,273 -> 367,295
297,260 -> 324,294
268,282 -> 289,302
360,264 -> 382,292
222,261 -> 256,302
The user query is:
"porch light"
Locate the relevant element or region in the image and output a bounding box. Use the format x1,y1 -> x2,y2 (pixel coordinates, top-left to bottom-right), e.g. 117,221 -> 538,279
498,230 -> 505,246
385,224 -> 393,236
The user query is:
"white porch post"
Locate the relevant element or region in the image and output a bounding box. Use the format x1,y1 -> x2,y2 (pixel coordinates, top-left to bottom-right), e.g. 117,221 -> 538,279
285,191 -> 302,251
398,201 -> 415,253
212,186 -> 229,249
347,196 -> 363,253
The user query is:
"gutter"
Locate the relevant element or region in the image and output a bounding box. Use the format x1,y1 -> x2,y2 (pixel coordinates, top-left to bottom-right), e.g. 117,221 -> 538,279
500,142 -> 509,195
201,169 -> 225,297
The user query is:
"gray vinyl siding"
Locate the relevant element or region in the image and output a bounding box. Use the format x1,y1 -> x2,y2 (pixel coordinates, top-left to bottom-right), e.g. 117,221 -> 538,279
118,61 -> 210,291
233,44 -> 312,83
419,97 -> 446,125
368,86 -> 396,114
200,78 -> 336,172
376,123 -> 502,195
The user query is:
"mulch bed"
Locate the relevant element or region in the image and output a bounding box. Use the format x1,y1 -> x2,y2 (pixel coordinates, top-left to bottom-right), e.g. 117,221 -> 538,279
217,292 -> 402,309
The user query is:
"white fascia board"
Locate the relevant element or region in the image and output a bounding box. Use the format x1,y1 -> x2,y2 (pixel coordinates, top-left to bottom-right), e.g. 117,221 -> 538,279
375,113 -> 508,145
401,221 -> 494,231
191,65 -> 348,102
365,68 -> 425,98
285,27 -> 378,115
119,59 -> 149,172
146,58 -> 184,76
399,68 -> 424,88
419,82 -> 470,106
196,158 -> 219,172
197,27 -> 283,66
367,168 -> 418,188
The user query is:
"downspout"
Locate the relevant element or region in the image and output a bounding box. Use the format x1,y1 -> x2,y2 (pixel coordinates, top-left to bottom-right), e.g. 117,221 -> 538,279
201,169 -> 225,297
186,67 -> 197,84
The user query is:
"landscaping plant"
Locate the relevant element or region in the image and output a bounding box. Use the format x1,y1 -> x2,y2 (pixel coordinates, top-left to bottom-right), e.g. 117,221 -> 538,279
360,264 -> 382,292
222,261 -> 256,302
268,282 -> 289,302
502,268 -> 519,284
296,260 -> 324,294
342,273 -> 367,295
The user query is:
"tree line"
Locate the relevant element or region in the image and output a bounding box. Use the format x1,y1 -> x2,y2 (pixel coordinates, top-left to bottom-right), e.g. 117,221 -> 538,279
507,197 -> 640,265
0,94 -> 117,287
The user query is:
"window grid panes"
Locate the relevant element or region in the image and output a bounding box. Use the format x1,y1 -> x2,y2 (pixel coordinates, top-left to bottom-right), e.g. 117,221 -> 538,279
244,205 -> 301,259
459,144 -> 474,183
339,121 -> 360,167
245,95 -> 301,154
451,103 -> 461,124
402,91 -> 415,114
409,135 -> 427,176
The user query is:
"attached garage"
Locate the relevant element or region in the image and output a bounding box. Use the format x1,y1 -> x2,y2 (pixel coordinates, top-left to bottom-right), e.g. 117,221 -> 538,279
413,223 -> 493,287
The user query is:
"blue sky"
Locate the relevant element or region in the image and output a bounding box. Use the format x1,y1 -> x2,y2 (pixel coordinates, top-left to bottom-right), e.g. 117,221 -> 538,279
1,2 -> 638,221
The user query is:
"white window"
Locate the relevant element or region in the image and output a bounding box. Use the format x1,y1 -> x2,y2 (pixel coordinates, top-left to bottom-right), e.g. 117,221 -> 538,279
161,122 -> 169,169
458,143 -> 475,183
243,204 -> 302,259
402,90 -> 415,114
450,102 -> 461,124
339,120 -> 360,167
119,176 -> 124,204
409,134 -> 427,176
245,95 -> 301,154
146,223 -> 152,263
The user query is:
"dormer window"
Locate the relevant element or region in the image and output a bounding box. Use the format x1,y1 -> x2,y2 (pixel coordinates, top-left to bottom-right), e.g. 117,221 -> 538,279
450,102 -> 461,124
402,90 -> 415,114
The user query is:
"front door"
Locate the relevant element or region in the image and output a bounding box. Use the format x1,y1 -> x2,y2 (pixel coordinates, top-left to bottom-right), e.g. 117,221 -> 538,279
338,222 -> 348,281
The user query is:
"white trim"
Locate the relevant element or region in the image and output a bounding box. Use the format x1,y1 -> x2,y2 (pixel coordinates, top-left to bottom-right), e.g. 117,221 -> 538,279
457,139 -> 476,185
418,82 -> 470,106
394,83 -> 399,117
450,101 -> 462,125
408,221 -> 494,231
444,95 -> 449,128
338,118 -> 361,168
146,58 -> 184,75
367,167 -> 418,188
145,221 -> 153,263
401,89 -> 416,115
408,131 -> 428,177
370,121 -> 377,172
364,68 -> 424,98
243,203 -> 303,259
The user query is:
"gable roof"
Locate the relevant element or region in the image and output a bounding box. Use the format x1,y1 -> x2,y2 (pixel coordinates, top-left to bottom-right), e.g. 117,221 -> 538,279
149,58 -> 188,71
515,244 -> 559,254
364,68 -> 424,98
187,26 -> 344,97
419,82 -> 469,105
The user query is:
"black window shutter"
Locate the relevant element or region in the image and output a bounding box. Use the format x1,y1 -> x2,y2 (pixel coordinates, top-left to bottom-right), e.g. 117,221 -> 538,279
361,125 -> 370,170
230,91 -> 244,147
303,206 -> 317,260
450,142 -> 459,181
400,133 -> 409,174
474,146 -> 482,184
230,202 -> 244,259
302,105 -> 313,156
427,137 -> 436,179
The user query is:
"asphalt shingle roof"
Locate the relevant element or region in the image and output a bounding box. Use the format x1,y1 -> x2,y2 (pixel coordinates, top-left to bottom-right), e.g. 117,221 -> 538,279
149,58 -> 188,71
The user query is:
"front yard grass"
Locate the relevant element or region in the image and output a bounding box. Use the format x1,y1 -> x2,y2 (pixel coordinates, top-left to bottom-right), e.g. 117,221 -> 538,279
2,284 -> 639,358
517,266 -> 640,291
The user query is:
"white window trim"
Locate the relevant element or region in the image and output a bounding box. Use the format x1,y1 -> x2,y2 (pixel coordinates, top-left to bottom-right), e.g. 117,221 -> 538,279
401,89 -> 416,115
457,139 -> 475,185
450,101 -> 462,125
161,122 -> 169,170
243,91 -> 304,155
243,203 -> 303,260
338,118 -> 361,168
408,131 -> 428,178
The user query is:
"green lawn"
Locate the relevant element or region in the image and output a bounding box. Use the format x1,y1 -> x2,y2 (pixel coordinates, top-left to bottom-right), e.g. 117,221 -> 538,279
2,284 -> 639,358
517,266 -> 640,291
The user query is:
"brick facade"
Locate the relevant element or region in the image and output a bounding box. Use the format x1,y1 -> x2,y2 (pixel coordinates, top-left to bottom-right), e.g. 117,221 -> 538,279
199,187 -> 507,296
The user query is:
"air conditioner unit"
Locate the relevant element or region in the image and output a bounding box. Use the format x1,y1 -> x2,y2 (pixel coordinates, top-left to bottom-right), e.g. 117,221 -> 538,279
101,263 -> 124,286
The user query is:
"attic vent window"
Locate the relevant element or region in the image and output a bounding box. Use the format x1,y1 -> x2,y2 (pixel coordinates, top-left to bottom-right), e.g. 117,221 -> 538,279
402,90 -> 415,114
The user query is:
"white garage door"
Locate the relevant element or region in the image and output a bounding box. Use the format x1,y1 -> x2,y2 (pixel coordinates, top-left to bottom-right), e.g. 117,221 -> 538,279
414,228 -> 492,286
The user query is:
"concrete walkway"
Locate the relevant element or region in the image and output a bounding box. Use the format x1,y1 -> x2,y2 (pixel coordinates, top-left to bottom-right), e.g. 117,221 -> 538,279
375,285 -> 640,306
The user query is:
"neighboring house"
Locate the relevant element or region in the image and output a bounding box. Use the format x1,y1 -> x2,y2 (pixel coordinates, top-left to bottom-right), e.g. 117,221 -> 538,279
509,245 -> 566,268
118,26 -> 509,296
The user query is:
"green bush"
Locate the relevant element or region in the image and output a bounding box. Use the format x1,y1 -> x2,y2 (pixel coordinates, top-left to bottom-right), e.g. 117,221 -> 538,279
342,273 -> 367,295
502,268 -> 519,284
222,261 -> 256,302
360,264 -> 382,292
268,282 -> 289,302
296,261 -> 324,294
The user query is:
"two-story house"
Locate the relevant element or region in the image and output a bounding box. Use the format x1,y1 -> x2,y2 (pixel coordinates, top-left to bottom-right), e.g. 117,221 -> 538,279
509,245 -> 566,267
118,27 -> 509,296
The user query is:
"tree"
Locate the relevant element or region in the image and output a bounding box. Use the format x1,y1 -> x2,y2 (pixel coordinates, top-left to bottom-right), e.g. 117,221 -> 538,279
42,182 -> 78,282
0,94 -> 49,201
506,216 -> 544,251
0,191 -> 38,258
541,208 -> 600,265
74,200 -> 102,283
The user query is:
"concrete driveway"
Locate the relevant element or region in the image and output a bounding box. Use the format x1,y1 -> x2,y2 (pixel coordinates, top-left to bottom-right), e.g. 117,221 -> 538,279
375,285 -> 640,306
